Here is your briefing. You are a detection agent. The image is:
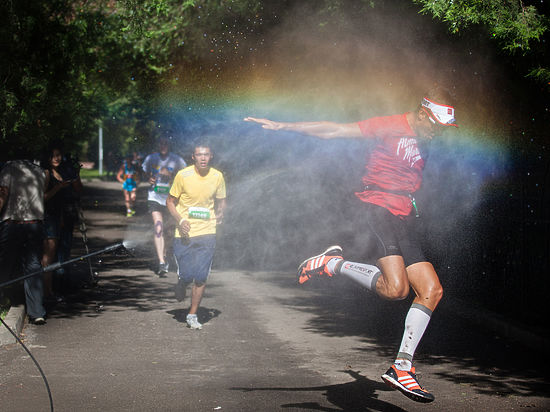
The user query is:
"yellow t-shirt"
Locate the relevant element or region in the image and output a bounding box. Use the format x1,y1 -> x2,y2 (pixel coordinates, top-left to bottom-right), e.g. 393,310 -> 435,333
169,166 -> 226,238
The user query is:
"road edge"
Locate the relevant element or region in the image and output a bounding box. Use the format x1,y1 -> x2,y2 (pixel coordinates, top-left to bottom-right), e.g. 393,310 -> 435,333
0,304 -> 26,346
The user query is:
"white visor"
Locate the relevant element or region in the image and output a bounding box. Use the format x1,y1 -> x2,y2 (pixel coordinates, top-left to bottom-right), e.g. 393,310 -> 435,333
421,97 -> 458,127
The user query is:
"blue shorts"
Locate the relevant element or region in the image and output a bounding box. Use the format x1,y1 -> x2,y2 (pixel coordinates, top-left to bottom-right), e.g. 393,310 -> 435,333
173,234 -> 216,284
123,179 -> 137,192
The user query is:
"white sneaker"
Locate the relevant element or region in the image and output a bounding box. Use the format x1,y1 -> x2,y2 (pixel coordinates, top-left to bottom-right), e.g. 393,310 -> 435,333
186,314 -> 202,330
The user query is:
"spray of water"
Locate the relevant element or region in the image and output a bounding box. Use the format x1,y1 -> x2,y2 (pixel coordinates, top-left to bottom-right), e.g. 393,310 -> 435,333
150,4 -> 510,272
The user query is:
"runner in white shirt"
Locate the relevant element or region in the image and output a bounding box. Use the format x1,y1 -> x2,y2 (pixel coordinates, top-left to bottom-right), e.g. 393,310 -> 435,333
142,137 -> 186,275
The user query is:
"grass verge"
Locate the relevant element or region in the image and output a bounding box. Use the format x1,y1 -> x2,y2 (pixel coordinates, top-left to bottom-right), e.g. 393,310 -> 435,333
0,296 -> 10,320
79,169 -> 101,180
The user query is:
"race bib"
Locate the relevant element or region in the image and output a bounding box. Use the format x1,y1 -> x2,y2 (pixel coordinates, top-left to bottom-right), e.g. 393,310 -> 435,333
188,207 -> 210,220
153,182 -> 170,194
154,174 -> 171,194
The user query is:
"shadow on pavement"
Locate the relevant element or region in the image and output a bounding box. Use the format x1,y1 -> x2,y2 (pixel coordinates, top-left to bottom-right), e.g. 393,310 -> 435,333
232,369 -> 406,412
167,307 -> 222,326
48,272 -> 227,320
258,273 -> 550,400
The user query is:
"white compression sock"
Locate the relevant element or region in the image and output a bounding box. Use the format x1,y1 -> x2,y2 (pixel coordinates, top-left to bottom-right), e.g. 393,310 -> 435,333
332,260 -> 381,291
326,258 -> 342,275
395,303 -> 432,370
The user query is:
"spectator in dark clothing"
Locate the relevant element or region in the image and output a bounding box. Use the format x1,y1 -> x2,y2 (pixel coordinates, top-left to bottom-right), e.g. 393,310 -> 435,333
0,160 -> 47,324
56,153 -> 83,283
42,144 -> 79,302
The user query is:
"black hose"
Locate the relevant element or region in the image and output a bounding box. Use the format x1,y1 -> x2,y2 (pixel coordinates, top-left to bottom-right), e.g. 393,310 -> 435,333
0,316 -> 54,412
0,241 -> 124,411
0,242 -> 123,290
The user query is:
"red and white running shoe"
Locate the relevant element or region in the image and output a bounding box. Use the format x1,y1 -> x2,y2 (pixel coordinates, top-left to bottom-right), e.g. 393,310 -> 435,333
297,246 -> 343,284
381,364 -> 435,403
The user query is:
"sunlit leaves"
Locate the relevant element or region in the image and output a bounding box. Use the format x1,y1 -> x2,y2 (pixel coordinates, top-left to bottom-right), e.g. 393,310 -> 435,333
412,0 -> 547,53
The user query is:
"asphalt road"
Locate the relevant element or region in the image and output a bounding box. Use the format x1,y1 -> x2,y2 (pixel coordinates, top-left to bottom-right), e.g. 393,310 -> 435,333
0,180 -> 548,411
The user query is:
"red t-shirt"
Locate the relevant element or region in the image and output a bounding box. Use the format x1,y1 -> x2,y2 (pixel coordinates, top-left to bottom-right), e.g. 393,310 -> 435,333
355,113 -> 424,217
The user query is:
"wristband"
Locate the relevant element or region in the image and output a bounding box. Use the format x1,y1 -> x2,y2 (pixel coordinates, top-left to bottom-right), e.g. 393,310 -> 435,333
179,218 -> 186,226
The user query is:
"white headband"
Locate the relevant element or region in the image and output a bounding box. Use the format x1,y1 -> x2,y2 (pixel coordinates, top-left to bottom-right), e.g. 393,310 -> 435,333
421,97 -> 458,127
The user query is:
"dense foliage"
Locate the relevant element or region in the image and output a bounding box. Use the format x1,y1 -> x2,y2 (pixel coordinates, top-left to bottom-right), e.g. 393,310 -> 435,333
413,0 -> 549,83
1,0 -> 547,160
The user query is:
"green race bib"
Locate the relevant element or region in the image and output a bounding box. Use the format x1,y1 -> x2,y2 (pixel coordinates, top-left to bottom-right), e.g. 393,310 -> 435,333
188,207 -> 210,220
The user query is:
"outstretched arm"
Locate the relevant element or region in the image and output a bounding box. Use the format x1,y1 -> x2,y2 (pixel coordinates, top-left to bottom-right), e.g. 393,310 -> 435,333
244,117 -> 363,139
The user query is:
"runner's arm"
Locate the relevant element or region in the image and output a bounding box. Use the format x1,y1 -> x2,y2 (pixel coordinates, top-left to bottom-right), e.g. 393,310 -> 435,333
166,194 -> 190,234
116,166 -> 125,183
244,117 -> 363,139
141,157 -> 155,185
215,198 -> 226,225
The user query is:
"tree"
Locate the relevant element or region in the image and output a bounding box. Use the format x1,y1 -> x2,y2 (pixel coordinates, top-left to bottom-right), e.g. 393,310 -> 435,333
412,0 -> 549,85
1,0 -> 548,161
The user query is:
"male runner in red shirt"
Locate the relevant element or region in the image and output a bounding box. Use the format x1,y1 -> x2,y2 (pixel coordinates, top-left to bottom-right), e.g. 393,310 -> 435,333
244,87 -> 457,403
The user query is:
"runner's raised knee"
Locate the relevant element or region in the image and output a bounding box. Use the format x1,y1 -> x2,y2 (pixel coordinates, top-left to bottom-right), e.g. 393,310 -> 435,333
381,275 -> 410,300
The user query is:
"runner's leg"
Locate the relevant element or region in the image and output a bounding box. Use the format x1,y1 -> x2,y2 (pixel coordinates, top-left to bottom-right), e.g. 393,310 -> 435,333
394,262 -> 442,368
189,283 -> 206,315
335,254 -> 409,300
407,261 -> 443,312
124,190 -> 131,213
152,210 -> 165,265
129,189 -> 137,211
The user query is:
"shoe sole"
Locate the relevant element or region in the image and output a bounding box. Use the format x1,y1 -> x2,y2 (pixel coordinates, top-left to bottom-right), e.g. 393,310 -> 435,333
297,245 -> 343,273
31,318 -> 46,325
381,372 -> 434,403
187,323 -> 202,330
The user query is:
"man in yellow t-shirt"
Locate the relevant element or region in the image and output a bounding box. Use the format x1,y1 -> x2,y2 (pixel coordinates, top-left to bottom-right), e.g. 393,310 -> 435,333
166,143 -> 226,330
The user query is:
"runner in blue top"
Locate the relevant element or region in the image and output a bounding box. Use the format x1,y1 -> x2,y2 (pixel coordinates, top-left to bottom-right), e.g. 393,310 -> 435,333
117,155 -> 140,217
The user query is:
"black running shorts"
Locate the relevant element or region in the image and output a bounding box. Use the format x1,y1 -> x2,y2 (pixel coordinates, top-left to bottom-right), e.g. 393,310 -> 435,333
147,200 -> 167,214
362,202 -> 426,267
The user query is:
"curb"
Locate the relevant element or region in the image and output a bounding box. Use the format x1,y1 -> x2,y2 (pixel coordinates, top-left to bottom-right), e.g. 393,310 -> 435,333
0,304 -> 26,346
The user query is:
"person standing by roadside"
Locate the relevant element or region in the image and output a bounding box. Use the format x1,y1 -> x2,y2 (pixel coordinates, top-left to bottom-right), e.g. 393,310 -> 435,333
245,87 -> 457,403
142,137 -> 186,276
42,143 -> 75,303
166,142 -> 226,330
0,159 -> 47,324
56,152 -> 83,284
